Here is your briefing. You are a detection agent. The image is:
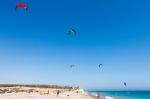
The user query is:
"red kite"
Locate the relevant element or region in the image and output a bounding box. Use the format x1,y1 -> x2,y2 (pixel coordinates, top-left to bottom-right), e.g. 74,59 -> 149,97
16,3 -> 28,10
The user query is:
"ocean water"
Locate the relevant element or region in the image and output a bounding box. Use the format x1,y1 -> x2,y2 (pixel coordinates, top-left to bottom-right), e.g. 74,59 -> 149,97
90,91 -> 150,99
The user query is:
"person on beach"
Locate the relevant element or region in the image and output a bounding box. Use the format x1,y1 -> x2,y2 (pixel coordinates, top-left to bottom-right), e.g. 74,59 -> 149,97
48,90 -> 49,94
96,94 -> 100,98
56,90 -> 60,97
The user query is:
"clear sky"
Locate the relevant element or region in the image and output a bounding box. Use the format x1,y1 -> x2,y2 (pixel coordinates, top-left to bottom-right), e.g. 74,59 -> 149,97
0,0 -> 150,90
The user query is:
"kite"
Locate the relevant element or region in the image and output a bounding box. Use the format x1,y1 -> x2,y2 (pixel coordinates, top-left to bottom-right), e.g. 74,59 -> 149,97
16,3 -> 28,11
70,64 -> 75,68
124,82 -> 127,86
99,64 -> 102,68
69,29 -> 76,36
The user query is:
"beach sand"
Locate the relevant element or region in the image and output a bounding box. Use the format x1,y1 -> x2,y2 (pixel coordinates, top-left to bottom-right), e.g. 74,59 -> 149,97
0,85 -> 97,99
0,92 -> 96,99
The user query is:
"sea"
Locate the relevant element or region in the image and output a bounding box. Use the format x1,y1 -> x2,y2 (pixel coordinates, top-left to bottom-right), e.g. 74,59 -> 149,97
89,91 -> 150,99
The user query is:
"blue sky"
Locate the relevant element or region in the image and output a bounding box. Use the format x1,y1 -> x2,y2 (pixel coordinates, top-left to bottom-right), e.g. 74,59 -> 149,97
0,0 -> 150,90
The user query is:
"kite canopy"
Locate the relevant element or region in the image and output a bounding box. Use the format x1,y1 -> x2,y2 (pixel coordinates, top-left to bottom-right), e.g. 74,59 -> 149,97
16,3 -> 28,10
99,64 -> 102,67
70,64 -> 75,68
124,82 -> 127,86
69,29 -> 76,36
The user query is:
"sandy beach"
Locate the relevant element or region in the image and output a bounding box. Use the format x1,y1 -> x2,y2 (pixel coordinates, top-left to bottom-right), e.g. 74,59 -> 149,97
0,92 -> 96,99
0,85 -> 97,99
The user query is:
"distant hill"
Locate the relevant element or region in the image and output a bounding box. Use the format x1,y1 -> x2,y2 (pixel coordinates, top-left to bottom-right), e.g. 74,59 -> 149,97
0,84 -> 79,89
